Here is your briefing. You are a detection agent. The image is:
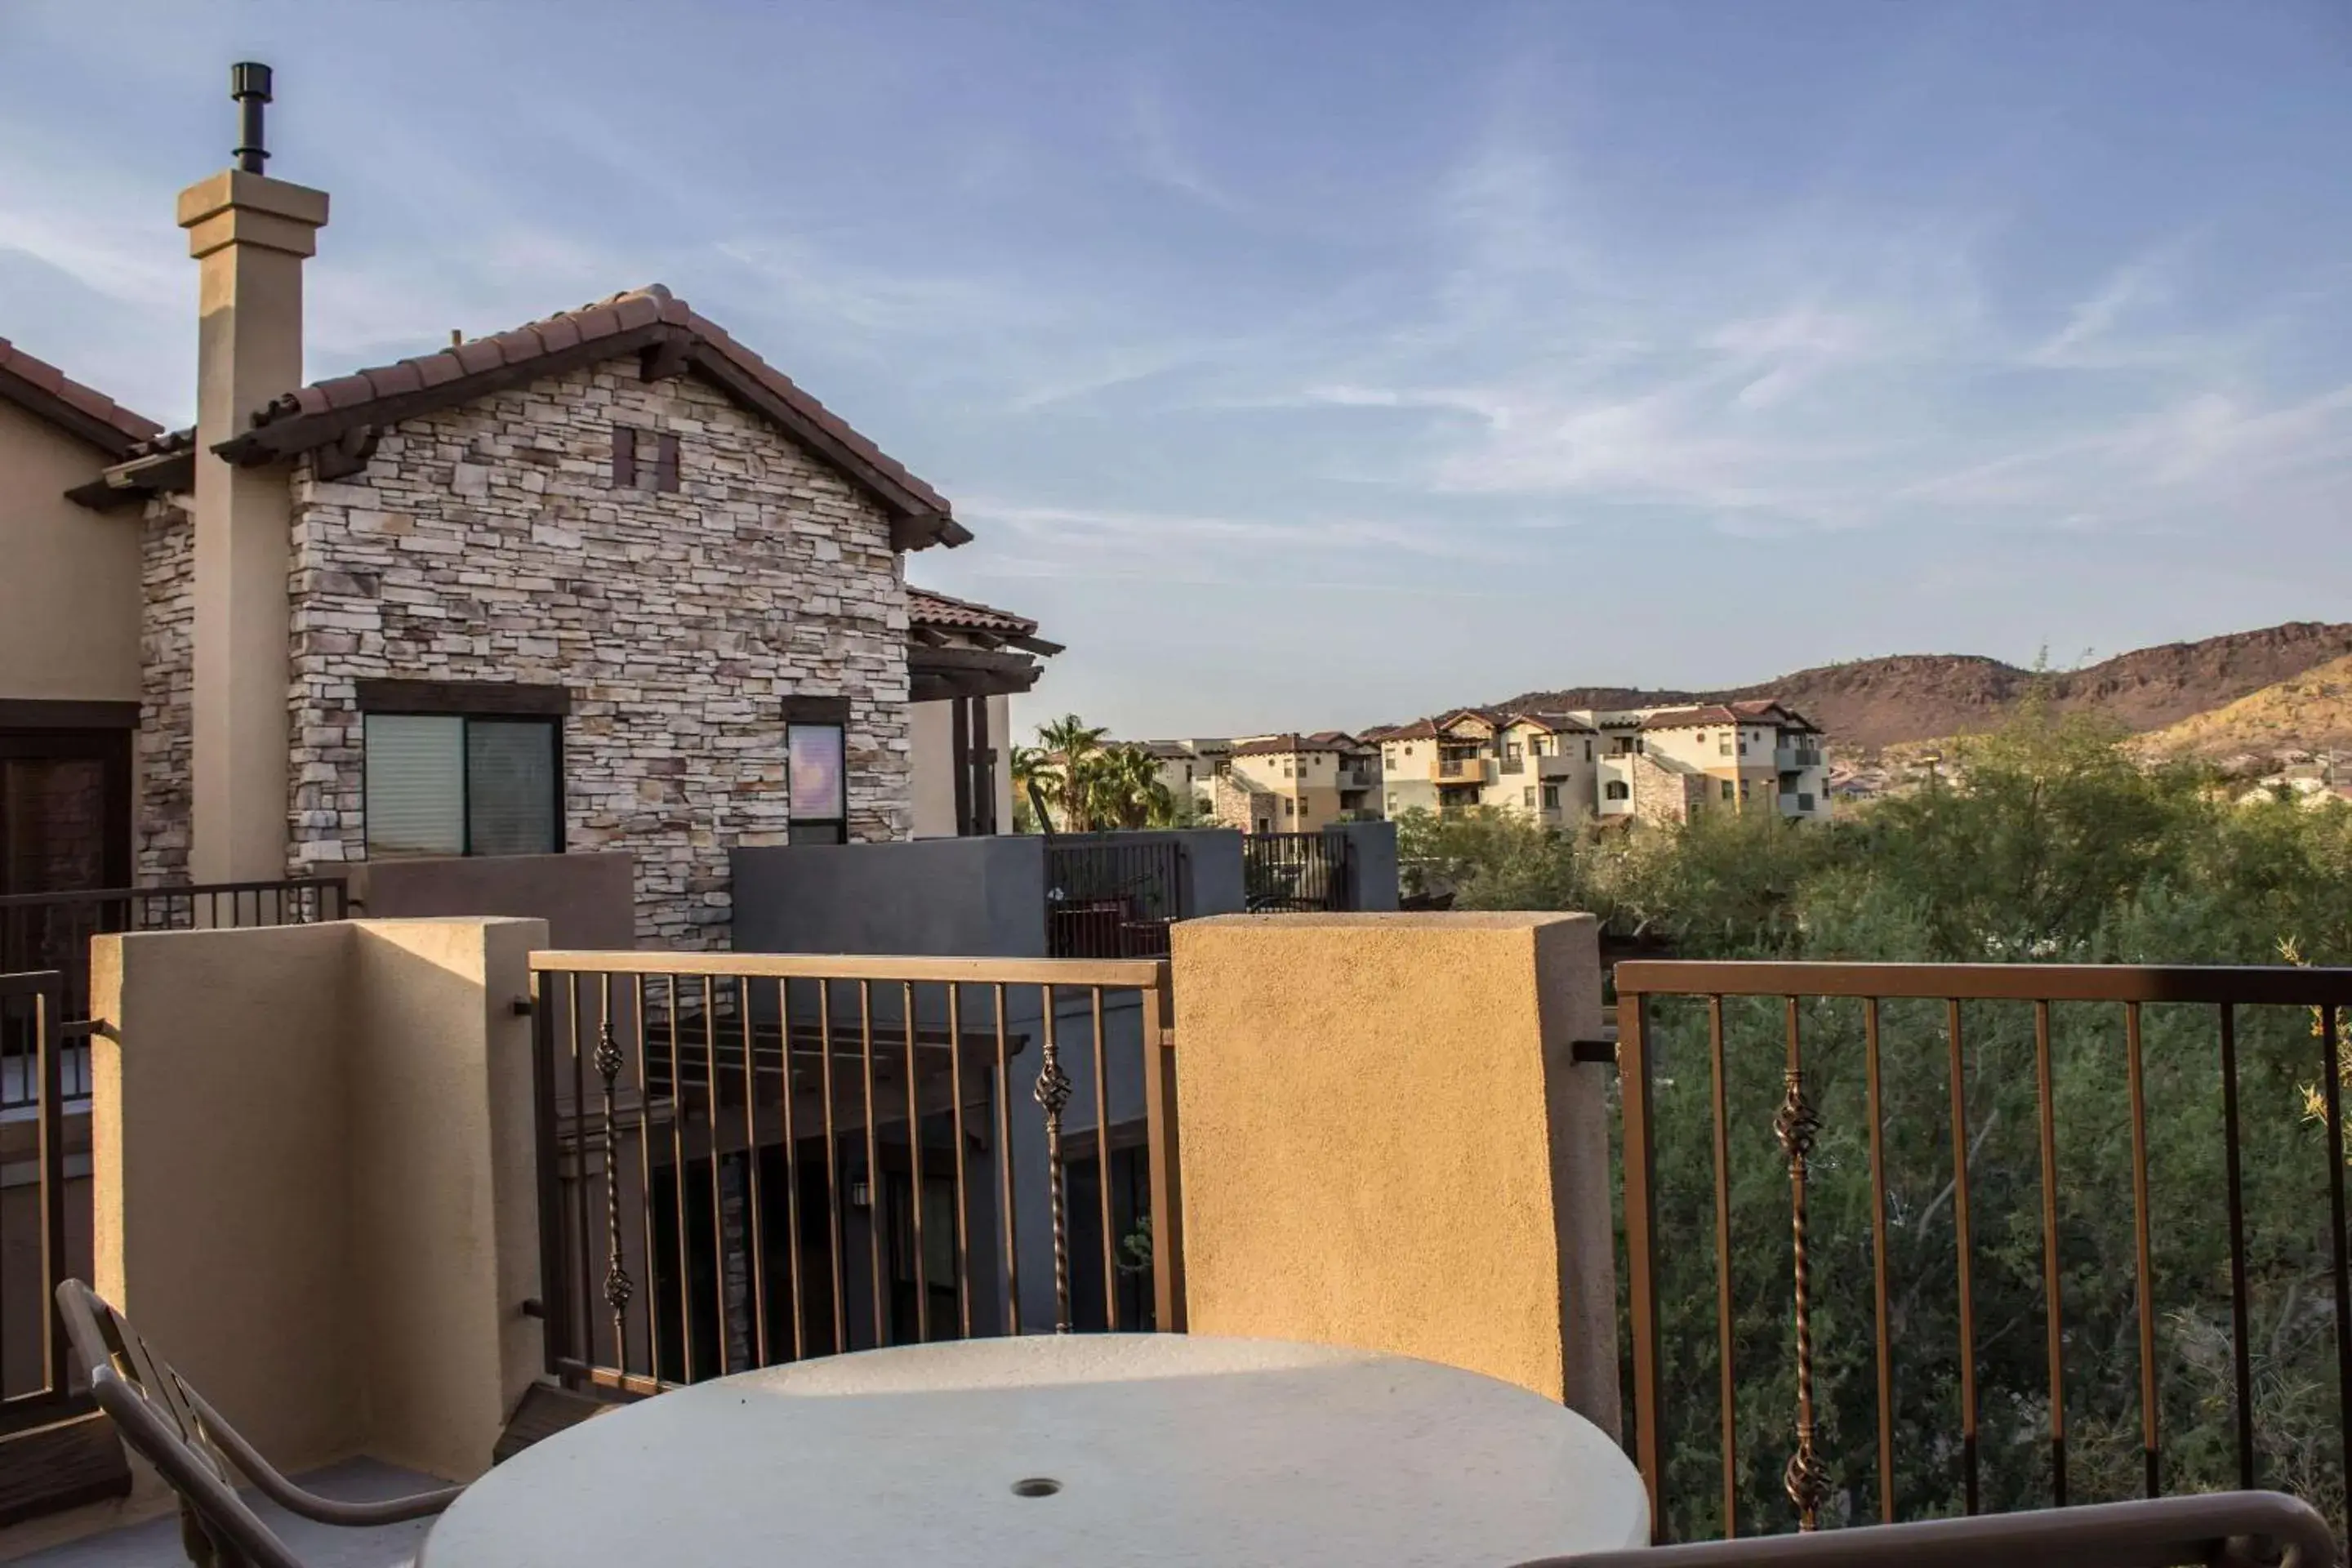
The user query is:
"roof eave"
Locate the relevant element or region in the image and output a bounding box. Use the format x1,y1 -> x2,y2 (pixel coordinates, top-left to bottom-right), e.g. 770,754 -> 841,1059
0,354 -> 161,459
209,321 -> 972,551
65,448 -> 195,513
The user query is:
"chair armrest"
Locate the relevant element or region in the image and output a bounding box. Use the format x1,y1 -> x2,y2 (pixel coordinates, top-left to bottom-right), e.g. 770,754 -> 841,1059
190,1388 -> 465,1525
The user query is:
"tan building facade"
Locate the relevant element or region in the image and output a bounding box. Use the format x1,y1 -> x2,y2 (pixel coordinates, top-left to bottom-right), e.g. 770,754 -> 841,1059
1201,732 -> 1378,833
1379,700 -> 1831,827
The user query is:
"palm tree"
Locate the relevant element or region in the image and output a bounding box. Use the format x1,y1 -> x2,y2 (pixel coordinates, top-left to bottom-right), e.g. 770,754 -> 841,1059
1094,746 -> 1178,829
1033,715 -> 1110,831
1010,745 -> 1055,833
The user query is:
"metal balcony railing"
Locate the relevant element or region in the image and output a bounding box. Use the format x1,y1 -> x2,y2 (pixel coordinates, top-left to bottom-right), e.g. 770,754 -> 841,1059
1612,960 -> 2352,1544
528,950 -> 1183,1399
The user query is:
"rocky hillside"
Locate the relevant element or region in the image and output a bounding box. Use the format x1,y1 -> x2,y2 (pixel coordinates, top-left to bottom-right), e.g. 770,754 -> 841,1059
2133,653 -> 2352,762
1486,621 -> 2352,754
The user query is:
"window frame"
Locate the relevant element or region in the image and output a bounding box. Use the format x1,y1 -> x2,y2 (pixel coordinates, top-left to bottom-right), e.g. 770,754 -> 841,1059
782,695 -> 852,846
612,425 -> 682,492
355,682 -> 568,861
359,710 -> 566,860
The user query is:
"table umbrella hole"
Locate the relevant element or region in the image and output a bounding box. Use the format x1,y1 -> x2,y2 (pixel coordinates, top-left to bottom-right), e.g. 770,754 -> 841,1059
1011,1478 -> 1062,1499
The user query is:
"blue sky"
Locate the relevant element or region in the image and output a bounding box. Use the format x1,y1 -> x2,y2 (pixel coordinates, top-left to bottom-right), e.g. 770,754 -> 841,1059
5,1 -> 2349,740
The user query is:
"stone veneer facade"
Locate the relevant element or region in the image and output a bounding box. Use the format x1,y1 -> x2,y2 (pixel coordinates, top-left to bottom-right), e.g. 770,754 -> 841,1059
1628,753 -> 1708,827
136,497 -> 194,881
132,358 -> 915,947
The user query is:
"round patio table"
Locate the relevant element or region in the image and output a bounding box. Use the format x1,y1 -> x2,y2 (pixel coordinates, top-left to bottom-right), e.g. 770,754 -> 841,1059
420,1334 -> 1647,1568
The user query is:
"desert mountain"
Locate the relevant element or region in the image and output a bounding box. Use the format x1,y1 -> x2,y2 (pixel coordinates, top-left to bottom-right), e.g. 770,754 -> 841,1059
1482,621 -> 2352,755
2132,653 -> 2352,762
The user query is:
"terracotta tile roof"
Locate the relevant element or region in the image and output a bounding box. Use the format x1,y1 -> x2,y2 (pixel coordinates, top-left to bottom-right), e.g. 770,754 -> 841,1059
1501,710 -> 1597,735
907,587 -> 1038,637
208,284 -> 965,550
1641,700 -> 1820,733
1376,719 -> 1442,742
1230,731 -> 1361,757
0,338 -> 163,456
1437,707 -> 1499,730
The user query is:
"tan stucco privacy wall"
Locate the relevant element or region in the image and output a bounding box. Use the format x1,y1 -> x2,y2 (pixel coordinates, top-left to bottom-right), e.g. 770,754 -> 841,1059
0,398 -> 141,703
1169,911 -> 1621,1433
89,916 -> 545,1512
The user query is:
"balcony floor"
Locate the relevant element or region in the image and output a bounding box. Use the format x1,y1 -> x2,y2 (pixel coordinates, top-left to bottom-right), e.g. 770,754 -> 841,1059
16,1459 -> 445,1568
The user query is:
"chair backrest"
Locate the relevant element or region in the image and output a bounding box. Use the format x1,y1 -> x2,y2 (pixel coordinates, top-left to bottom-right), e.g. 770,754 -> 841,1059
55,1279 -> 309,1568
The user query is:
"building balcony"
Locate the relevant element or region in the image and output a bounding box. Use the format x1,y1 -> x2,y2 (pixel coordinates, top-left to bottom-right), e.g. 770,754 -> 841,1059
1775,745 -> 1823,771
14,905 -> 2342,1568
1434,757 -> 1491,782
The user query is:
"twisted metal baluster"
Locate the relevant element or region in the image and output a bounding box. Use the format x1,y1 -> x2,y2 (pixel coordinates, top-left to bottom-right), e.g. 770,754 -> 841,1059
1777,1049 -> 1829,1530
1034,987 -> 1074,1333
593,1008 -> 633,1366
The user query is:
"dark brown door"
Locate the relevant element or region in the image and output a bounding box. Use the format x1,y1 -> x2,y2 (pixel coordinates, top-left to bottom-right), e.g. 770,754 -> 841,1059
0,729 -> 131,980
0,730 -> 130,898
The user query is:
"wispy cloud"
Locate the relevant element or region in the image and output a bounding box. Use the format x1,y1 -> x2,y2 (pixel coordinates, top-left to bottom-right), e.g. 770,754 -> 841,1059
1122,81 -> 1247,216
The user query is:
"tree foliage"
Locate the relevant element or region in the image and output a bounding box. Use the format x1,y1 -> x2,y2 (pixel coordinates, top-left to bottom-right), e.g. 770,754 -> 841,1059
1011,714 -> 1181,831
1403,703 -> 2352,1539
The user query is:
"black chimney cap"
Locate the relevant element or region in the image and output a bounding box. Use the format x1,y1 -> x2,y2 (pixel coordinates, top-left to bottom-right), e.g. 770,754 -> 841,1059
229,61 -> 273,173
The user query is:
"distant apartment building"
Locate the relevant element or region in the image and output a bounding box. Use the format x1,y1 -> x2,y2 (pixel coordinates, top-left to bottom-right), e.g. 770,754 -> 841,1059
1373,710 -> 1598,826
1138,737 -> 1232,815
1211,732 -> 1380,833
1138,733 -> 1379,833
1145,698 -> 1829,833
1375,700 -> 1829,826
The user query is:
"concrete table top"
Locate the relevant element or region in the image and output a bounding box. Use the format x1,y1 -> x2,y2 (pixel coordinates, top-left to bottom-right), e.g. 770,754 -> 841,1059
421,1335 -> 1647,1567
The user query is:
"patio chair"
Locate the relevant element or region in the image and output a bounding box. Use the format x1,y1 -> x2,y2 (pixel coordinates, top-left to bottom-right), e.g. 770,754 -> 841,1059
56,1278 -> 464,1568
1511,1490 -> 2337,1568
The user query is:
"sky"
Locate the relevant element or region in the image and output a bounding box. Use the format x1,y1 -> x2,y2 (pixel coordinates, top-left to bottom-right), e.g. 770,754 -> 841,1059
5,1 -> 2350,741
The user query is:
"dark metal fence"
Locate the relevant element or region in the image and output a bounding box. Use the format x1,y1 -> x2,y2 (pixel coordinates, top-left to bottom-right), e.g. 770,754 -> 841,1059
1509,1490 -> 2335,1568
1615,960 -> 2352,1547
528,951 -> 1183,1398
0,877 -> 346,1022
1243,830 -> 1355,911
0,970 -> 78,1434
1045,836 -> 1188,959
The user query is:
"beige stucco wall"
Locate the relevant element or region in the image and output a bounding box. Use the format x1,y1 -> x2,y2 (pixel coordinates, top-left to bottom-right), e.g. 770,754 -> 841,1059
910,697 -> 956,837
89,915 -> 545,1514
1169,911 -> 1619,1431
93,920 -> 359,1484
0,399 -> 141,703
908,694 -> 1013,839
348,918 -> 544,1480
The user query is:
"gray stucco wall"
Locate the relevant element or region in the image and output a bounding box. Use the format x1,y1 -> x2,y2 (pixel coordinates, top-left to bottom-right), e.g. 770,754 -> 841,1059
731,837 -> 1048,958
1330,820 -> 1401,911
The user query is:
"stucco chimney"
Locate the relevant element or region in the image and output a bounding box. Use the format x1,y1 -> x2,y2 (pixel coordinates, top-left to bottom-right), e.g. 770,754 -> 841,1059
176,64 -> 328,881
